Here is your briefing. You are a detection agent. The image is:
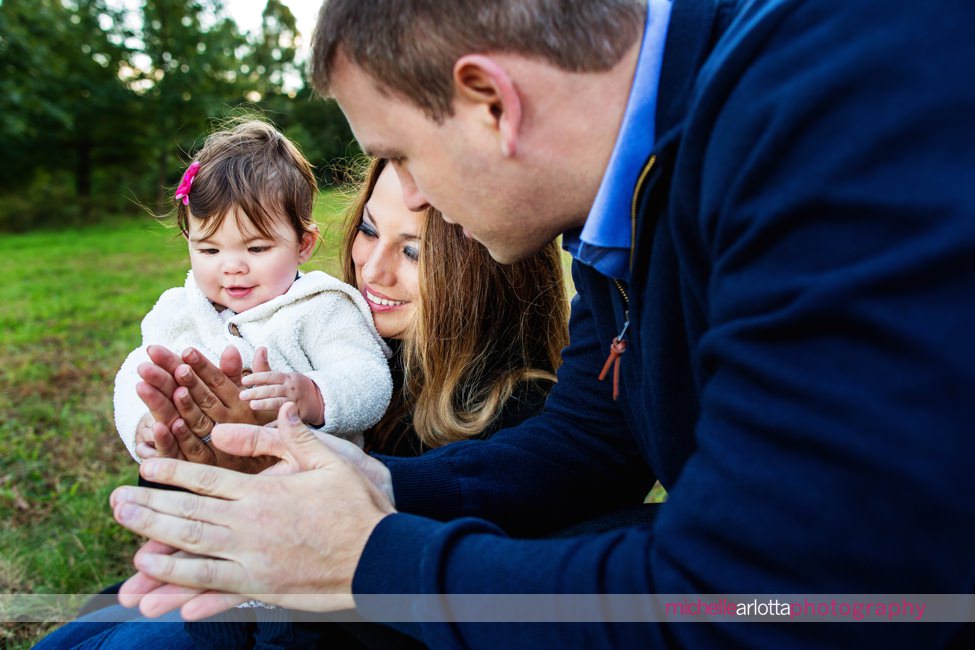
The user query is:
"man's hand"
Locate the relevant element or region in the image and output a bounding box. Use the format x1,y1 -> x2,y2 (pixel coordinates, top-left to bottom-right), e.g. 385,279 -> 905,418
110,402 -> 395,619
240,371 -> 325,426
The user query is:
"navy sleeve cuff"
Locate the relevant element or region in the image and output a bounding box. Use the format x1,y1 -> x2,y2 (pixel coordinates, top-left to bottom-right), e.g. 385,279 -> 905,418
352,512 -> 446,639
353,512 -> 440,596
378,452 -> 463,520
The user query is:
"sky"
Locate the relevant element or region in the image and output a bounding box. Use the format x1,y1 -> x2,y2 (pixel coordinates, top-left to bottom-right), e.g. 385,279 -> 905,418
102,0 -> 321,91
103,0 -> 320,59
226,0 -> 319,58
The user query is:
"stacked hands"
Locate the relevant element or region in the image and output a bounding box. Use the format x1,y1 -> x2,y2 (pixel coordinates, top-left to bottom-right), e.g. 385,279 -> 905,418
114,344 -> 395,619
133,345 -> 323,466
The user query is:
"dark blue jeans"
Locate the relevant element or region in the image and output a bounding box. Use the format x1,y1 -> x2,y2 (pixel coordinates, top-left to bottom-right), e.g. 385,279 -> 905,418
32,605 -> 193,650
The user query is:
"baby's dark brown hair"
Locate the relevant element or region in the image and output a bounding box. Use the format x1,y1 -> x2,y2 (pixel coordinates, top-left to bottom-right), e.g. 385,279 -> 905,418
175,119 -> 318,241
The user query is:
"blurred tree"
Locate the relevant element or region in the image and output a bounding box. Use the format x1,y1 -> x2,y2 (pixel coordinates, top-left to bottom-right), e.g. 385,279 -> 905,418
247,0 -> 299,100
0,0 -> 362,231
0,0 -> 142,226
285,86 -> 360,187
138,0 -> 251,206
241,1 -> 358,187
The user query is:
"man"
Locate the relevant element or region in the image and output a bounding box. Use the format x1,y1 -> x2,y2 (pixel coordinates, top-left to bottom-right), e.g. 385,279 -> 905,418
110,0 -> 975,647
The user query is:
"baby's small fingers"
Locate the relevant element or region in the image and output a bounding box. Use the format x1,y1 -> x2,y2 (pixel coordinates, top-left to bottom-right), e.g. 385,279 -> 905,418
240,371 -> 286,387
239,385 -> 286,401
248,397 -> 287,412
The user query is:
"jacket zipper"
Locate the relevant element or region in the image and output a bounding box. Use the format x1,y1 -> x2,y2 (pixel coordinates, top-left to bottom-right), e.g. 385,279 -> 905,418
598,155 -> 656,400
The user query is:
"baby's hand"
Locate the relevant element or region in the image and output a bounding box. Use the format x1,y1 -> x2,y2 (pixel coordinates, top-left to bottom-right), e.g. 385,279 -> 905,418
240,371 -> 325,427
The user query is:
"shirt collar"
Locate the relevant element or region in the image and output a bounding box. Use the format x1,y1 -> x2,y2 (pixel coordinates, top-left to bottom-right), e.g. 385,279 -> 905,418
562,0 -> 672,281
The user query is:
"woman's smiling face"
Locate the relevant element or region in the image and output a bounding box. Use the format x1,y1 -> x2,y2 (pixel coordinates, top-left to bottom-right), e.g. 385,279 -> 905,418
351,165 -> 422,339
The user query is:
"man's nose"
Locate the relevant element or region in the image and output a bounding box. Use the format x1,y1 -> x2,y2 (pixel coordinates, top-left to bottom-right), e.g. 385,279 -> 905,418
393,166 -> 430,212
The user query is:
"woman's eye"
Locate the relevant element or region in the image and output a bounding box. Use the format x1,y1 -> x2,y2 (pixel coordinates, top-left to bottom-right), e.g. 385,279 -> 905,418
357,223 -> 378,238
404,246 -> 420,263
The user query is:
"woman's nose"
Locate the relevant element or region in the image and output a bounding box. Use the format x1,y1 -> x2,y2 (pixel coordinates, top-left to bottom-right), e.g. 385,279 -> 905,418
361,245 -> 395,286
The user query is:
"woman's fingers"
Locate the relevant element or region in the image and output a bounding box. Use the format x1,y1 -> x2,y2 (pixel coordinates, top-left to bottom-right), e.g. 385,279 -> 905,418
152,421 -> 182,459
135,380 -> 179,427
181,347 -> 242,409
180,592 -> 252,621
136,442 -> 161,460
170,417 -> 217,465
146,345 -> 184,375
137,361 -> 178,397
140,583 -> 210,619
174,386 -> 215,437
219,346 -> 244,387
169,383 -> 221,464
175,364 -> 226,418
118,540 -> 181,607
135,414 -> 156,445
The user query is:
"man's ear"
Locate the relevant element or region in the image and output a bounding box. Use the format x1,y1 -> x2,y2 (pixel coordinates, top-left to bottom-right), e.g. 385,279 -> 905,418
452,54 -> 522,158
298,225 -> 319,263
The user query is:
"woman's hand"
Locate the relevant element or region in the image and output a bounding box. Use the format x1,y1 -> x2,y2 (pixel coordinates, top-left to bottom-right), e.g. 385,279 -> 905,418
173,346 -> 278,427
137,345 -> 277,474
118,540 -> 248,619
134,413 -> 185,461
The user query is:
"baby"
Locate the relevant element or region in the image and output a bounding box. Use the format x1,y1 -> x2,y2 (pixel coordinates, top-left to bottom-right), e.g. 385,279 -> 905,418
114,119 -> 391,461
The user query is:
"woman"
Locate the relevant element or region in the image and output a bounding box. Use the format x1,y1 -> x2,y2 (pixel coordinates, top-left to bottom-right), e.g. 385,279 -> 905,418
345,157 -> 568,456
35,158 -> 569,649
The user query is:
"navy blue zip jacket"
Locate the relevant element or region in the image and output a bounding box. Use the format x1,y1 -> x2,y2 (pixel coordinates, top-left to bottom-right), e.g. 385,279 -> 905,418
353,0 -> 975,646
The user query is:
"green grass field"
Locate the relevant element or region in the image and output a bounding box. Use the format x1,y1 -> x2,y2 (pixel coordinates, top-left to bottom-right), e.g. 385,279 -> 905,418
0,192 -> 351,647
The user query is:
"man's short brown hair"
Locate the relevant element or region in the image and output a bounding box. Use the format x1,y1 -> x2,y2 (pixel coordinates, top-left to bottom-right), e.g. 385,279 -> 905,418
311,0 -> 647,121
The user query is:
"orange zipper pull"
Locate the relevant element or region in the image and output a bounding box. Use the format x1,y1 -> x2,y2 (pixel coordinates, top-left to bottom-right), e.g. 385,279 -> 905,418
598,321 -> 628,400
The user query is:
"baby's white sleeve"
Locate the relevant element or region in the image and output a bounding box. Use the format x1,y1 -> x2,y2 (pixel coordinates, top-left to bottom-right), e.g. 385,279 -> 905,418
114,345 -> 150,463
300,295 -> 392,443
113,288 -> 183,463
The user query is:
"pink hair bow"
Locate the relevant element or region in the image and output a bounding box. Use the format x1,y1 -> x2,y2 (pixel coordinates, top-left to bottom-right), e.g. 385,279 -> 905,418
174,161 -> 201,206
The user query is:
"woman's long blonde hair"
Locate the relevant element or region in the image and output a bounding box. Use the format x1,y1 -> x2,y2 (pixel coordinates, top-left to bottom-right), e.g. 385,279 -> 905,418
338,158 -> 569,451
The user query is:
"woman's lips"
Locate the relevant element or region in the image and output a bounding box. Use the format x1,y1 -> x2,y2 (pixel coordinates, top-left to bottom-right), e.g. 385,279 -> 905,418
225,286 -> 253,298
363,287 -> 407,312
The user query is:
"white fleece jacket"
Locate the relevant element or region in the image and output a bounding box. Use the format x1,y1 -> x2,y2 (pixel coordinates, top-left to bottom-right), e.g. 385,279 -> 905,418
114,270 -> 392,462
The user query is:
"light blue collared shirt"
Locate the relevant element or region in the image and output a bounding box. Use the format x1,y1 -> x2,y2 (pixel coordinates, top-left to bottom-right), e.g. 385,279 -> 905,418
562,0 -> 672,281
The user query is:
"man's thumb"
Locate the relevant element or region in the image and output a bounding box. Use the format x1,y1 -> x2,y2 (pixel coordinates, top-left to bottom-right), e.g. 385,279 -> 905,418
274,402 -> 338,472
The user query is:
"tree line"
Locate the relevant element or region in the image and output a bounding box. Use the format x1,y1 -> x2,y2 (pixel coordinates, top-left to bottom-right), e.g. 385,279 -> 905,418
0,0 -> 357,231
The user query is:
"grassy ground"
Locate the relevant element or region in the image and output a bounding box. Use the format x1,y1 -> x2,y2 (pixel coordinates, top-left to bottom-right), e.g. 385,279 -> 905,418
0,193 -> 351,648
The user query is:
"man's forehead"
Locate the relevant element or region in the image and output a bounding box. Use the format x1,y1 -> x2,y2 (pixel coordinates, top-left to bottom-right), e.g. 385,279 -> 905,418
330,60 -> 409,158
